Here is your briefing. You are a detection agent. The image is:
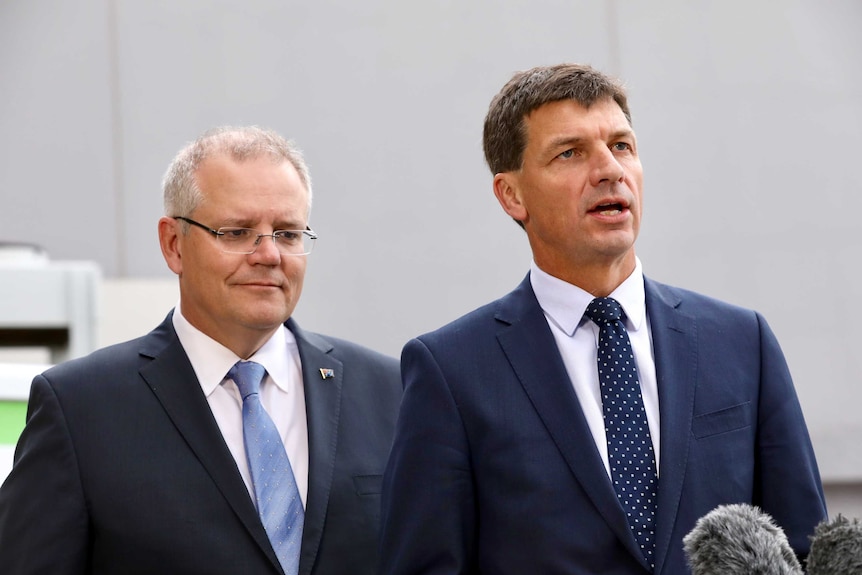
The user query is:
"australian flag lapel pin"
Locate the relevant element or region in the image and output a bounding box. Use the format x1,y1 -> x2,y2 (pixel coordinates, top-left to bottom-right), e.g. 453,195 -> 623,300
319,368 -> 335,380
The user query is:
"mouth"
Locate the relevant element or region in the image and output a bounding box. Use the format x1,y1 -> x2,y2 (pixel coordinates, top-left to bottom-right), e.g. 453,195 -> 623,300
238,280 -> 282,289
589,201 -> 628,216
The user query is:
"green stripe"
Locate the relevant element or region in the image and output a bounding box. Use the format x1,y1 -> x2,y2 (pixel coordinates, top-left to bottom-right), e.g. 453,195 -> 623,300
0,401 -> 27,444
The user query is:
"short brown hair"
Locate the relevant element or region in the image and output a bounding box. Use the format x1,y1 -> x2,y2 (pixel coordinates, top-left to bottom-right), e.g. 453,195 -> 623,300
482,63 -> 631,175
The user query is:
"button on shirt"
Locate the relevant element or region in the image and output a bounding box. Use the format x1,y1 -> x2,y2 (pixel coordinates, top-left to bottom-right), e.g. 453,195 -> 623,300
530,258 -> 660,477
172,304 -> 309,507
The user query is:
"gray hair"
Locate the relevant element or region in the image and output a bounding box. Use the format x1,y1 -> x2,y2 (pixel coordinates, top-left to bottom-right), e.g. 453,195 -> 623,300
162,125 -> 313,219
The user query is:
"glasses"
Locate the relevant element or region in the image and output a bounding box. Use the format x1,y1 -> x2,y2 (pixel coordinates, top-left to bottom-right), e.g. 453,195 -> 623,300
174,216 -> 317,255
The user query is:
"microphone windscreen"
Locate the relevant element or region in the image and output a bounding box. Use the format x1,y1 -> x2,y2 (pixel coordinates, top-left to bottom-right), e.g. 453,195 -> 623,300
806,514 -> 862,575
683,503 -> 803,575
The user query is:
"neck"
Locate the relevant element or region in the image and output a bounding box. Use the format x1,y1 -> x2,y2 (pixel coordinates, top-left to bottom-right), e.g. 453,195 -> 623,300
181,308 -> 278,360
535,251 -> 636,297
226,335 -> 272,361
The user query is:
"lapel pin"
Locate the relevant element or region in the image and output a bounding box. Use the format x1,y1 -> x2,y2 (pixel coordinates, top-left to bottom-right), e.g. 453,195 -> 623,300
319,368 -> 335,380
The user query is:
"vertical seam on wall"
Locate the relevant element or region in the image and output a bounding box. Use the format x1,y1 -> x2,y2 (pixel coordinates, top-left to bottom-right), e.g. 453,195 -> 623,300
606,0 -> 622,77
107,0 -> 126,276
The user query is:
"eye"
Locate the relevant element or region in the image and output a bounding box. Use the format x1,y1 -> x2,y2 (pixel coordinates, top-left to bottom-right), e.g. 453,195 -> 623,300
274,230 -> 301,244
220,228 -> 254,241
612,142 -> 632,152
558,149 -> 575,159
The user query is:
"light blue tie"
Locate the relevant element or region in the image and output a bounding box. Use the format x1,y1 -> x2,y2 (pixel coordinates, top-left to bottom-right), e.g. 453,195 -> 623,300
585,298 -> 658,571
229,360 -> 304,575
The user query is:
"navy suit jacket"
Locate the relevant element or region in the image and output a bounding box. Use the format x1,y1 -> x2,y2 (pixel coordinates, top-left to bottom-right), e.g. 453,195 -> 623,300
380,275 -> 826,574
0,313 -> 401,575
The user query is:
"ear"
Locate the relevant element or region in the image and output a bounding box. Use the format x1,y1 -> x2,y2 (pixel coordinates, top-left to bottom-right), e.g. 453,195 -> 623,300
158,216 -> 184,275
493,172 -> 528,224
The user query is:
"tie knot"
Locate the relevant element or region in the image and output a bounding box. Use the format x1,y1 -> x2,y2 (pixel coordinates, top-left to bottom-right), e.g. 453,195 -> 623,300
585,297 -> 624,324
228,360 -> 267,399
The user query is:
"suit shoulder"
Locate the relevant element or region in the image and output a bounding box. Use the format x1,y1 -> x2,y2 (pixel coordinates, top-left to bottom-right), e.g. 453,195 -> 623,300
406,276 -> 537,350
647,278 -> 764,326
40,336 -> 148,384
305,333 -> 402,411
407,294 -> 513,357
306,332 -> 399,371
39,314 -> 176,386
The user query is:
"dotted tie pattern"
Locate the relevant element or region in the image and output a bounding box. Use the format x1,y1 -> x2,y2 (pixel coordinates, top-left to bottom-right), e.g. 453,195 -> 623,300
585,298 -> 658,570
229,361 -> 304,575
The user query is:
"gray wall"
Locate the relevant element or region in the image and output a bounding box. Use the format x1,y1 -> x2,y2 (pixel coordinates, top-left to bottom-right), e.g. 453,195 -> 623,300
1,0 -> 860,490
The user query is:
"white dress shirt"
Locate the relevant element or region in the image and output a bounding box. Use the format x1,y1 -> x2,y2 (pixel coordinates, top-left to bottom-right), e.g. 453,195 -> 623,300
172,304 -> 309,507
530,257 -> 660,477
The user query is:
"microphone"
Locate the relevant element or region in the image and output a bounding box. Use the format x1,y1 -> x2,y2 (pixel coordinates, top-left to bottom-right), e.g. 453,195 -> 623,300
683,503 -> 803,575
806,514 -> 862,575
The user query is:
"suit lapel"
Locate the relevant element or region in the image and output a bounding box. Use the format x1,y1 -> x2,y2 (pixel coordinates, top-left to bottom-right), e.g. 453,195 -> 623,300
136,314 -> 282,572
643,279 -> 697,575
495,277 -> 646,563
288,319 -> 343,575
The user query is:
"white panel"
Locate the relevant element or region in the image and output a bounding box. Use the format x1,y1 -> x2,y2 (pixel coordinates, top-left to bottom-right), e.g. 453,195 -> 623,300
0,260 -> 101,362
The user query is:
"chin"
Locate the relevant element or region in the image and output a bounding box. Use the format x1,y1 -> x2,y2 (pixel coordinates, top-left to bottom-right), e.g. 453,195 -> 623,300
240,304 -> 293,330
595,233 -> 636,254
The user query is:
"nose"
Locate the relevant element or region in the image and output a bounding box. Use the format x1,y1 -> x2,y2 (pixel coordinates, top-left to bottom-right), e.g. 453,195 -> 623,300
590,147 -> 625,187
248,233 -> 281,264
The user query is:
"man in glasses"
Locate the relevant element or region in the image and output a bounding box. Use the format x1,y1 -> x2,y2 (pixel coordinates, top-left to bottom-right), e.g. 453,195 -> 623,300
0,126 -> 401,575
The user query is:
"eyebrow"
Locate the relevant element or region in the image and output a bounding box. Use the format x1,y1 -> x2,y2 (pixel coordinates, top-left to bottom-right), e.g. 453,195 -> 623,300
543,129 -> 636,155
609,128 -> 636,142
545,136 -> 585,153
218,218 -> 306,230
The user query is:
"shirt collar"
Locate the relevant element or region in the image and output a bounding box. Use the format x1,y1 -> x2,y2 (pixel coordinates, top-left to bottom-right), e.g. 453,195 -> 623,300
530,257 -> 646,336
172,302 -> 297,397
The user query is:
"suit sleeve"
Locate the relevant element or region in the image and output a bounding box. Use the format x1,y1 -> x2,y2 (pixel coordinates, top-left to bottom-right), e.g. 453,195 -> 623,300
753,312 -> 827,557
0,374 -> 90,574
380,338 -> 476,575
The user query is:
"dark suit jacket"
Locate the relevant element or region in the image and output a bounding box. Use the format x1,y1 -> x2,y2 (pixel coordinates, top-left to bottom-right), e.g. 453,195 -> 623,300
0,313 -> 401,575
380,275 -> 826,574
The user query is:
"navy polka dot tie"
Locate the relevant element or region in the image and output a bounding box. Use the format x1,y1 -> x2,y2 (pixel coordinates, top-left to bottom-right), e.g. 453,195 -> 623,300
229,361 -> 304,574
585,298 -> 657,570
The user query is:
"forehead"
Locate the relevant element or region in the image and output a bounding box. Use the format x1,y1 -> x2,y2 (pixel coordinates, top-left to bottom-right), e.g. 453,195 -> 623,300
523,98 -> 632,146
197,155 -> 305,195
194,155 -> 309,217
